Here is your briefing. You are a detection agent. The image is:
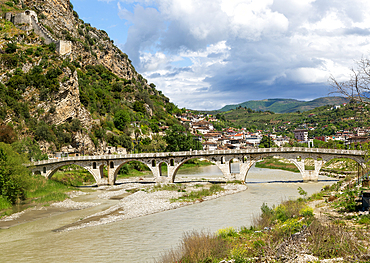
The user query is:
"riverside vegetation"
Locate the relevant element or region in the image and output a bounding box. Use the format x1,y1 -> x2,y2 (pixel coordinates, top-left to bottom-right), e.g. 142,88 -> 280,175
156,175 -> 370,263
0,142 -> 73,214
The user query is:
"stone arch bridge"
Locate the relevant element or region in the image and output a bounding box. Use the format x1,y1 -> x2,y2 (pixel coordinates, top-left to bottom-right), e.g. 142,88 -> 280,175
28,148 -> 367,186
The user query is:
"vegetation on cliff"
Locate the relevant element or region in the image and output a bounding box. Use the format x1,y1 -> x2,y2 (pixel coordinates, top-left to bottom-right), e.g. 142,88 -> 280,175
0,0 -> 188,158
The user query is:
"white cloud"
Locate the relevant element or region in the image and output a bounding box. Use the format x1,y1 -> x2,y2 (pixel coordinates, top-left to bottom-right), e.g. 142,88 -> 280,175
110,0 -> 370,109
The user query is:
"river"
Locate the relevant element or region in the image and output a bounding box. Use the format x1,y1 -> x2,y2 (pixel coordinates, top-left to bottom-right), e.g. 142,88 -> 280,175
0,164 -> 336,263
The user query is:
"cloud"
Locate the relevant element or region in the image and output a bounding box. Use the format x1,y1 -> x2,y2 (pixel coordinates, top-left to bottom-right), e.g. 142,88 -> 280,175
112,0 -> 370,110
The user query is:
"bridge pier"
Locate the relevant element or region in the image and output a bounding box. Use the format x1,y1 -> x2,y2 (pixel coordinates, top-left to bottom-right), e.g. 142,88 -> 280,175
236,161 -> 255,181
288,157 -> 325,182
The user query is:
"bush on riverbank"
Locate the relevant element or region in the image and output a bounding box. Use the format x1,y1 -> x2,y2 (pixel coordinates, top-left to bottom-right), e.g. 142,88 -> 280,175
157,178 -> 370,262
0,142 -> 32,205
0,143 -> 79,218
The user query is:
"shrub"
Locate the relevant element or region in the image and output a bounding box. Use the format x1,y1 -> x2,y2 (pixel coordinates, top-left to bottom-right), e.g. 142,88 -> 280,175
113,109 -> 131,131
358,215 -> 370,225
1,53 -> 19,68
34,122 -> 54,142
216,227 -> 238,238
0,125 -> 17,144
308,219 -> 364,258
180,230 -> 228,263
5,43 -> 17,54
299,206 -> 314,217
0,143 -> 31,204
25,47 -> 34,56
70,119 -> 82,132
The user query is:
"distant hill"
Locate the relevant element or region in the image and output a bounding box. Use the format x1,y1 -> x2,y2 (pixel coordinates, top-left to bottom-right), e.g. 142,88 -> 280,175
218,97 -> 348,113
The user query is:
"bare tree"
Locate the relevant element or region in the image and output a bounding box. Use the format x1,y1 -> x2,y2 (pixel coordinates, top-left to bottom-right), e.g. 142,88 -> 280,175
329,58 -> 370,105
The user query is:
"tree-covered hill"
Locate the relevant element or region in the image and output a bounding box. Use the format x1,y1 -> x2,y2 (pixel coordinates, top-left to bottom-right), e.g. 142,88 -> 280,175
213,102 -> 370,138
0,0 -> 183,158
217,96 -> 348,113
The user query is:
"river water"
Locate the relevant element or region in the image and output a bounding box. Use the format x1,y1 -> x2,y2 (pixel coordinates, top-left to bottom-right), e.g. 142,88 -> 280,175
0,165 -> 336,263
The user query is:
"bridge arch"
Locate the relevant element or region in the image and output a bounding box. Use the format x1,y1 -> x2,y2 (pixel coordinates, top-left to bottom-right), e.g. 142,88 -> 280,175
43,162 -> 101,185
112,160 -> 155,182
238,154 -> 317,182
170,157 -> 223,183
317,155 -> 366,177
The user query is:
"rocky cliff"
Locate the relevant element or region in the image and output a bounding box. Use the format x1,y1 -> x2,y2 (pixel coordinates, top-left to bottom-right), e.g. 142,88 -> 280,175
0,0 -> 178,158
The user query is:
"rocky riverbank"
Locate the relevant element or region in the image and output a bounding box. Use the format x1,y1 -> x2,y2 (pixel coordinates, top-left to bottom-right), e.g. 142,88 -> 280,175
0,178 -> 247,231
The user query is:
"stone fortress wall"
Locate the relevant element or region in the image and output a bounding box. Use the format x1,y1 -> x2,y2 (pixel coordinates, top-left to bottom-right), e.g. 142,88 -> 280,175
5,10 -> 72,55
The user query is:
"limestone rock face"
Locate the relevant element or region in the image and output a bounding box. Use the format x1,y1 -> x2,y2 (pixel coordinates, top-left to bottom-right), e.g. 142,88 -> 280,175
44,67 -> 92,129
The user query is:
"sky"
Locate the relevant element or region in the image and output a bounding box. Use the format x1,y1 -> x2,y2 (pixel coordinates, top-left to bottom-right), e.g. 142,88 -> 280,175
70,0 -> 370,110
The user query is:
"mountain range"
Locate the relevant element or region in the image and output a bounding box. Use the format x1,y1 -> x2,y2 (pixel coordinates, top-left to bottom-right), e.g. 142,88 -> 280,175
218,96 -> 348,113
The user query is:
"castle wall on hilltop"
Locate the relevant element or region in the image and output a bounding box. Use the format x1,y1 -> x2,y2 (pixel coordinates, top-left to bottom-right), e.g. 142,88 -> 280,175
5,10 -> 72,55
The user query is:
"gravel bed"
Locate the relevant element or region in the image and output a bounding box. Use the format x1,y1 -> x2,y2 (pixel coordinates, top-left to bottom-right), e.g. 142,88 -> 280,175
0,210 -> 27,221
60,183 -> 247,232
67,191 -> 88,198
51,199 -> 100,210
97,183 -> 144,199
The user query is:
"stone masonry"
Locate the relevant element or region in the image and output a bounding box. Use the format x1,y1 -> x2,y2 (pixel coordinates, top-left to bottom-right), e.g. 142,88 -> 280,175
5,10 -> 72,55
29,148 -> 366,186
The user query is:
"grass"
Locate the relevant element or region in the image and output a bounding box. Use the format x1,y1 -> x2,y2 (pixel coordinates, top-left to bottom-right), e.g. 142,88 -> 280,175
151,184 -> 186,192
171,184 -> 224,202
25,174 -> 74,201
255,157 -> 301,173
0,174 -> 75,218
358,215 -> 370,225
0,195 -> 12,210
52,165 -> 96,186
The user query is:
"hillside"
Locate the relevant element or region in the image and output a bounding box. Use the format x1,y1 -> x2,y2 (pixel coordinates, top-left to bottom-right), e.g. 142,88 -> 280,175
218,96 -> 348,113
217,102 -> 370,138
0,0 -> 181,159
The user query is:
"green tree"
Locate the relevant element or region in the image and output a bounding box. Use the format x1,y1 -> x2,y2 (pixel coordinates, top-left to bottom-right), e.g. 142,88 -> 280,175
113,110 -> 131,131
259,135 -> 275,148
70,119 -> 82,132
164,125 -> 202,152
0,143 -> 31,204
5,43 -> 17,54
133,101 -> 145,114
12,138 -> 48,161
